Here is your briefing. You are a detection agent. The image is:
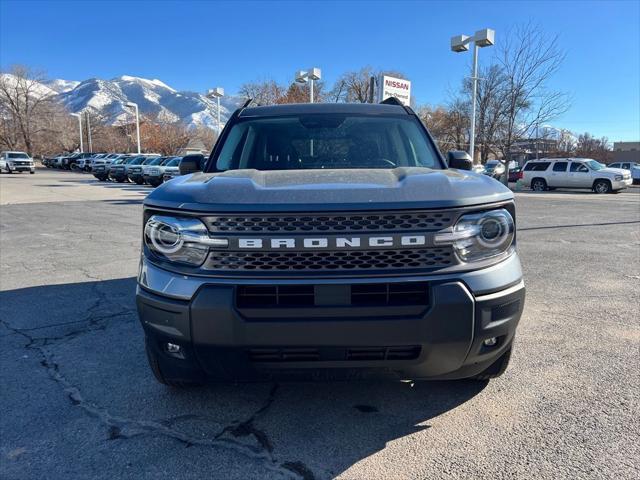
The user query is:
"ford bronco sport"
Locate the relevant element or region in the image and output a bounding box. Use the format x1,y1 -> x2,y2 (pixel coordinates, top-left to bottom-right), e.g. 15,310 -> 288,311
137,101 -> 525,386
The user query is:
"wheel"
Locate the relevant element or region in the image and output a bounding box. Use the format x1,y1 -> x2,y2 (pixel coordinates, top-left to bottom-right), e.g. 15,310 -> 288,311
472,347 -> 512,380
145,337 -> 203,388
531,178 -> 547,191
134,179 -> 144,185
30,171 -> 35,174
593,179 -> 612,194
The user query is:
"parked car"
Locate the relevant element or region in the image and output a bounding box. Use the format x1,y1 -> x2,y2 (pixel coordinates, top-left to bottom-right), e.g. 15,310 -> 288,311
110,154 -> 160,183
92,154 -> 132,181
609,162 -> 640,184
75,153 -> 106,172
60,152 -> 94,170
508,166 -> 523,183
163,154 -> 204,183
472,164 -> 485,174
128,155 -> 164,185
143,156 -> 181,187
137,102 -> 524,387
43,153 -> 66,168
522,158 -> 632,193
483,160 -> 506,179
0,151 -> 35,174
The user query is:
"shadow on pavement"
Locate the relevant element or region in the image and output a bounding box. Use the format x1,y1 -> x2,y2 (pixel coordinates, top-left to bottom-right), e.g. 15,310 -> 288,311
1,277 -> 487,479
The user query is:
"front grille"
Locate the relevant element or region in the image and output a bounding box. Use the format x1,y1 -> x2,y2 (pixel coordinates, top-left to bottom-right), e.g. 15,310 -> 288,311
204,211 -> 455,234
205,248 -> 454,272
248,346 -> 421,363
351,282 -> 428,306
236,282 -> 428,308
237,285 -> 315,308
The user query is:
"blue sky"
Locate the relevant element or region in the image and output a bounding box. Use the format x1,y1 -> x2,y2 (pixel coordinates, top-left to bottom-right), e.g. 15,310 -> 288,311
1,0 -> 639,140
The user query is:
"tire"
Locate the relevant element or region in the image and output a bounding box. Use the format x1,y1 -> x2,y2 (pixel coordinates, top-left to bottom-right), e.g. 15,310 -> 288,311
134,179 -> 144,185
472,347 -> 512,380
30,171 -> 35,174
116,178 -> 125,183
145,338 -> 203,388
593,179 -> 612,194
531,178 -> 547,191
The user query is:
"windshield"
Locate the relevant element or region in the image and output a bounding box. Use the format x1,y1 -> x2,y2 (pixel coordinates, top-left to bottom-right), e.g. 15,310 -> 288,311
147,157 -> 165,165
8,153 -> 30,159
586,160 -> 604,170
211,114 -> 442,171
166,157 -> 181,167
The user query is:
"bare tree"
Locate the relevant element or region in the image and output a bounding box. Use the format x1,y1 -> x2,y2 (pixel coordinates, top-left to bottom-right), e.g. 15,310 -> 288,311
418,101 -> 469,153
0,65 -> 61,155
330,67 -> 407,103
496,24 -> 570,163
238,79 -> 286,106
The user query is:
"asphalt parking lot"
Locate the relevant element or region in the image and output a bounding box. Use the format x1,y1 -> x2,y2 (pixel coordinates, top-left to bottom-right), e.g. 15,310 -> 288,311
1,168 -> 639,479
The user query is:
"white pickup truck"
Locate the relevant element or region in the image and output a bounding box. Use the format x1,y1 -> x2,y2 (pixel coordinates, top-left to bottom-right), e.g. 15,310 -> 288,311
0,151 -> 35,174
522,158 -> 632,193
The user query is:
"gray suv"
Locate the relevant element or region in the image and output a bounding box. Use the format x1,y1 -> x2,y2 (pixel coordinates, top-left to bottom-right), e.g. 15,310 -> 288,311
136,101 -> 525,387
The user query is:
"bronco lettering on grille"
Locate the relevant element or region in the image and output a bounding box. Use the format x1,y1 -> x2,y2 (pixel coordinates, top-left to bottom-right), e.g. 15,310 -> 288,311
237,235 -> 427,250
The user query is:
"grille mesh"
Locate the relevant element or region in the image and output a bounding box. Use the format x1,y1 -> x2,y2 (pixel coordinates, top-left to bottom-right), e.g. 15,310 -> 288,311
204,248 -> 454,272
204,211 -> 454,234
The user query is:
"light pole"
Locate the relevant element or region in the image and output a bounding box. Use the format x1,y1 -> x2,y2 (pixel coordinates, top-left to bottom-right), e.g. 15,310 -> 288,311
206,87 -> 224,135
450,29 -> 495,161
71,113 -> 83,152
295,67 -> 321,103
124,102 -> 141,154
86,112 -> 93,153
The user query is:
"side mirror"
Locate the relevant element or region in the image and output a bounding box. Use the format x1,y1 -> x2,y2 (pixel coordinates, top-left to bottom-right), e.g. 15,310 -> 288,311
179,154 -> 205,175
447,151 -> 473,171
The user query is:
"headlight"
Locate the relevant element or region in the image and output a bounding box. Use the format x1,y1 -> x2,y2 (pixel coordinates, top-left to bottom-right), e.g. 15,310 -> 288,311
144,215 -> 227,266
434,209 -> 514,262
614,175 -> 623,181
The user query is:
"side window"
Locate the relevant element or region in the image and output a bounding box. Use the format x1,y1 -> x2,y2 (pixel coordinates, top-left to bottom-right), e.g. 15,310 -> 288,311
609,163 -> 619,168
570,162 -> 588,173
524,162 -> 550,171
552,162 -> 568,172
622,163 -> 630,170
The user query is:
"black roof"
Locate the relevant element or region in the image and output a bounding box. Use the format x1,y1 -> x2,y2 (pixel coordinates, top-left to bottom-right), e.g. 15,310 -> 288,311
239,102 -> 409,118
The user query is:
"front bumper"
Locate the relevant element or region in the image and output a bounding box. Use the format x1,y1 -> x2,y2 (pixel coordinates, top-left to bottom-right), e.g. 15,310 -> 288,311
128,172 -> 144,182
612,178 -> 633,190
137,255 -> 525,381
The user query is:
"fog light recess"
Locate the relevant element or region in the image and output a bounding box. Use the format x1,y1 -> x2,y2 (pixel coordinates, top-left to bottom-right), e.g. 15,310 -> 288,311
483,337 -> 498,347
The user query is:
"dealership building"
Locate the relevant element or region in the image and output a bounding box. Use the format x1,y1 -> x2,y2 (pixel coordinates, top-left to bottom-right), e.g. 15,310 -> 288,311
612,142 -> 640,163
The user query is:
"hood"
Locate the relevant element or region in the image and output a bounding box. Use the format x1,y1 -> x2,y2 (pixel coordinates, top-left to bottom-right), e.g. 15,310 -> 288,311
145,167 -> 514,213
601,167 -> 629,176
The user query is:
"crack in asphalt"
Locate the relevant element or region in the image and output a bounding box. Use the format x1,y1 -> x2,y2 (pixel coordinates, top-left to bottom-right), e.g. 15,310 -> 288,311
0,309 -> 317,480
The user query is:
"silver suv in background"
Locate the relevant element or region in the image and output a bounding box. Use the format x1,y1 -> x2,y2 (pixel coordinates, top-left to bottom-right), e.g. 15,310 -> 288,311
608,162 -> 640,184
0,151 -> 35,174
143,156 -> 181,187
522,158 -> 632,193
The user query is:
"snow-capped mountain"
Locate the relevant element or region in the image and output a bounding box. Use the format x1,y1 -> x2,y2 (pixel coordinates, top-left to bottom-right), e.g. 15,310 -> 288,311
0,73 -> 243,130
58,75 -> 243,129
45,79 -> 80,93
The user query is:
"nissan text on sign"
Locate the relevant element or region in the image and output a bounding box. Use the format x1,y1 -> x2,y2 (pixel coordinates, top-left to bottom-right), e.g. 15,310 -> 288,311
379,75 -> 411,106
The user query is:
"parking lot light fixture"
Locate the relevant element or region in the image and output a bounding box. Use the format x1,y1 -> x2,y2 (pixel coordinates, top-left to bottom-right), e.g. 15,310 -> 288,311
206,87 -> 225,135
295,67 -> 321,103
450,29 -> 495,160
124,102 -> 141,154
71,113 -> 83,152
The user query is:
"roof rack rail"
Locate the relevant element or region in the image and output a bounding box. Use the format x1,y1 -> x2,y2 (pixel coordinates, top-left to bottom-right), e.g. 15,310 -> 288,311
380,97 -> 404,106
241,98 -> 253,108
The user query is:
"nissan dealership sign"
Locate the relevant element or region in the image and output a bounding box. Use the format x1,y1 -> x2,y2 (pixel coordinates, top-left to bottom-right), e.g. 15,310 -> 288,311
379,75 -> 411,106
